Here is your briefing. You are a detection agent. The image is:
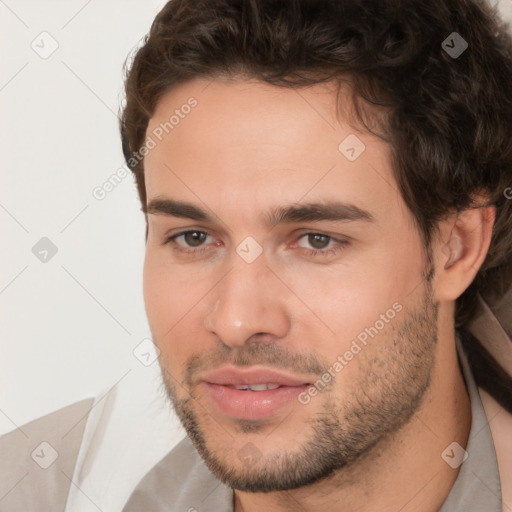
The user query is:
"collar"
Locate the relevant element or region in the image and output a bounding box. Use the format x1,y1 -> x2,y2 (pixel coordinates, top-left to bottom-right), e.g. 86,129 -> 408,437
438,336 -> 502,511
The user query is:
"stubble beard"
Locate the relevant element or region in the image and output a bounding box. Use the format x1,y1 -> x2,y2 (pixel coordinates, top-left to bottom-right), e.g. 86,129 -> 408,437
159,280 -> 438,492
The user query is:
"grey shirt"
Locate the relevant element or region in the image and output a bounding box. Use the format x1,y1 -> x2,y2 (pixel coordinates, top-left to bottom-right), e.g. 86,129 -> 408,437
122,345 -> 502,512
438,344 -> 502,511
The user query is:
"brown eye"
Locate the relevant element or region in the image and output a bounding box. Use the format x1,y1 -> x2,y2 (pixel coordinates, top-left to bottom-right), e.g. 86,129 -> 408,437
183,231 -> 208,247
295,232 -> 349,257
306,233 -> 331,249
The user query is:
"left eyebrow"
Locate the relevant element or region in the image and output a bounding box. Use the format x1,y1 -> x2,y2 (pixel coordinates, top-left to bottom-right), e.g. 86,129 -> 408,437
144,197 -> 375,226
264,201 -> 375,226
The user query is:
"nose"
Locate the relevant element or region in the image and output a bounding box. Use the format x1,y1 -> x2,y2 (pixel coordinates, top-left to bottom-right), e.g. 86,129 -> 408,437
204,257 -> 291,347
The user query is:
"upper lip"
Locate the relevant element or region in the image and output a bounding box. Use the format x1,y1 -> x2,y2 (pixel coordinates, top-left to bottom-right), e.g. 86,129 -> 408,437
201,365 -> 313,387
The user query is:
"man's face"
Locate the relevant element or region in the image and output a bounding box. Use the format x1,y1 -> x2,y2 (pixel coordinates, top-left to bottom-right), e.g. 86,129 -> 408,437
143,77 -> 438,491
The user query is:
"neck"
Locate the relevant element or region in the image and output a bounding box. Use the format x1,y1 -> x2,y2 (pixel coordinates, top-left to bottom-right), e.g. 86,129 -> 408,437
234,333 -> 472,512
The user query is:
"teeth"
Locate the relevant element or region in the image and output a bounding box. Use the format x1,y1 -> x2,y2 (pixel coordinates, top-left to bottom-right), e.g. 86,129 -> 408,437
232,384 -> 281,391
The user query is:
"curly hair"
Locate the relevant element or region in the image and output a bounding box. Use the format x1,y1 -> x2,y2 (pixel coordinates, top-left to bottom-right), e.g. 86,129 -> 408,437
119,0 -> 512,341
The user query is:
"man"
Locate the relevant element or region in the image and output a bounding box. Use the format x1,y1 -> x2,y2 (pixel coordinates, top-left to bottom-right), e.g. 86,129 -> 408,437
118,0 -> 512,510
1,0 -> 511,511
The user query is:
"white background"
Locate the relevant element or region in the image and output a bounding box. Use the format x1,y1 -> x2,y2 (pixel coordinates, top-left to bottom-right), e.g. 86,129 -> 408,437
0,0 -> 175,435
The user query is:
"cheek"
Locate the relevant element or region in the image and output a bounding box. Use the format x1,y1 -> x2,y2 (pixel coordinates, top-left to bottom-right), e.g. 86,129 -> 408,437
143,250 -> 171,331
285,271 -> 389,350
144,246 -> 201,320
143,249 -> 205,364
282,239 -> 424,350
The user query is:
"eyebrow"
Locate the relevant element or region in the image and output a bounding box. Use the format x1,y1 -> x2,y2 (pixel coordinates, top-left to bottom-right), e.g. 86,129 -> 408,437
146,198 -> 375,226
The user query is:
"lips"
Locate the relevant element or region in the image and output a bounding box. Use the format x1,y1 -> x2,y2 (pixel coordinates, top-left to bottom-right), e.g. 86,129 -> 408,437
202,366 -> 312,387
200,365 -> 314,420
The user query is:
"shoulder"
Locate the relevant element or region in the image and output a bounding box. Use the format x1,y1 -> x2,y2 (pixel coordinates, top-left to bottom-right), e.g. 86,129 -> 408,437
122,436 -> 233,512
0,398 -> 94,512
479,388 -> 512,511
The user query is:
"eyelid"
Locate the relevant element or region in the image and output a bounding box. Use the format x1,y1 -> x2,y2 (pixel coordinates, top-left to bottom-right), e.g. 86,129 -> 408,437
163,228 -> 348,243
296,232 -> 342,243
292,229 -> 351,244
162,228 -> 351,258
162,226 -> 216,243
291,232 -> 350,254
164,229 -> 218,250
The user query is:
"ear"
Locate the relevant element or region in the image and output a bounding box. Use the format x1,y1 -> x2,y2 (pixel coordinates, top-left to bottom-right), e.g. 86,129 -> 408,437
434,203 -> 495,302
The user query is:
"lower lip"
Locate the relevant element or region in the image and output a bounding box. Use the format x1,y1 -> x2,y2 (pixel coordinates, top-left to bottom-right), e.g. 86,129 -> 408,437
205,383 -> 309,420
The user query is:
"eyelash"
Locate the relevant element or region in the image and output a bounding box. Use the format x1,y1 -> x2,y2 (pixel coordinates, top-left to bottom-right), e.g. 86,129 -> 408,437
163,230 -> 349,258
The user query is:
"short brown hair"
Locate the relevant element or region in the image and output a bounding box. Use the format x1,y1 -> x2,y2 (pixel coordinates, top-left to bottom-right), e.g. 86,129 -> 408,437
120,0 -> 512,330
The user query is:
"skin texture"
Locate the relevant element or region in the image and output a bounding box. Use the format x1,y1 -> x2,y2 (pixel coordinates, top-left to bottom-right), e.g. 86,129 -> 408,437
142,77 -> 495,512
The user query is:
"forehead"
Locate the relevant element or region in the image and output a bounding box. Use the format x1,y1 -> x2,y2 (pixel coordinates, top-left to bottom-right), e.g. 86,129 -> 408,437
143,77 -> 403,227
148,75 -> 342,137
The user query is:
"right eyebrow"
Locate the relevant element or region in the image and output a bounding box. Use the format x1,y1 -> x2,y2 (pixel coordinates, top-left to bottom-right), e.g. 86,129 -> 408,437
145,198 -> 213,222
